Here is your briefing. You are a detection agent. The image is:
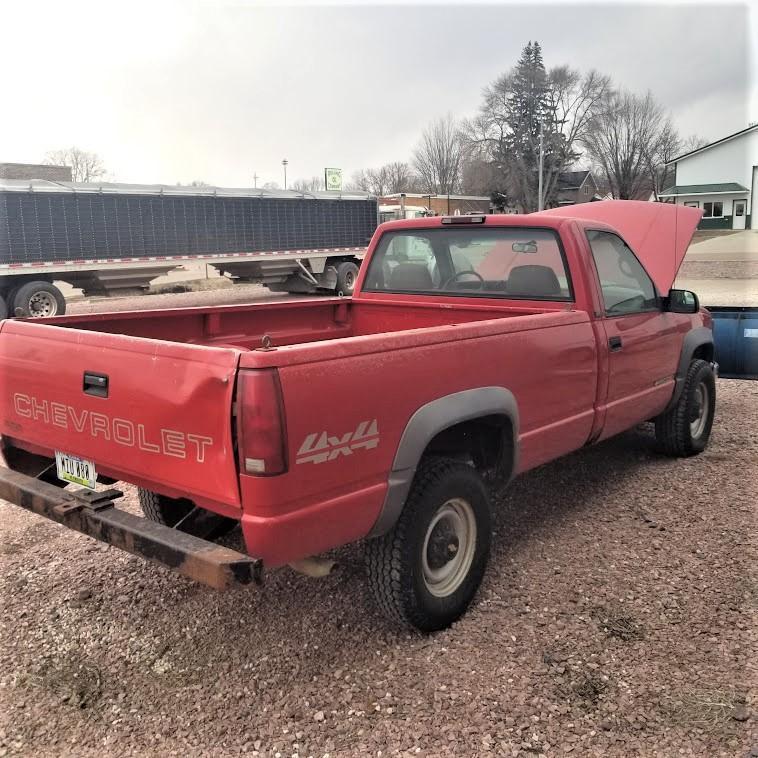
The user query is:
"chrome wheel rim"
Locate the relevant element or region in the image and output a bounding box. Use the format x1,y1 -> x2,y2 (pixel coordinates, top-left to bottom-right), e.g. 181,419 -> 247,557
422,498 -> 477,597
28,291 -> 58,317
690,382 -> 709,439
344,271 -> 355,292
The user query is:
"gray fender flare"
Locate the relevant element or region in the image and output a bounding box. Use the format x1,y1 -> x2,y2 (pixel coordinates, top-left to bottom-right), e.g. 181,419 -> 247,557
367,387 -> 519,538
664,326 -> 714,412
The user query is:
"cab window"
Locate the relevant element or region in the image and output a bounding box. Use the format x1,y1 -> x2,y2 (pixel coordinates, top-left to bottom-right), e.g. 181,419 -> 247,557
587,230 -> 658,315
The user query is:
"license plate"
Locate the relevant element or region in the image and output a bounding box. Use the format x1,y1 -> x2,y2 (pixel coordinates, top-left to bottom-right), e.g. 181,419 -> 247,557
55,451 -> 97,489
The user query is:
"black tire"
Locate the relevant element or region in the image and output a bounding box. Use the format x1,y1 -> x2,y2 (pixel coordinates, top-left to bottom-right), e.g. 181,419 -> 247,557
138,488 -> 238,538
365,458 -> 491,632
12,281 -> 66,318
654,359 -> 716,456
335,261 -> 360,295
138,488 -> 195,527
0,294 -> 7,320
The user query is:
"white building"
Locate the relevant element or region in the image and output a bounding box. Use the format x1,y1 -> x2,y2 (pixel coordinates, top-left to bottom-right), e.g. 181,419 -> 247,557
659,124 -> 757,230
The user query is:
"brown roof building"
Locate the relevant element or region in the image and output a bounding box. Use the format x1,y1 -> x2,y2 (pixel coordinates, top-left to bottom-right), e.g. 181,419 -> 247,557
0,162 -> 73,182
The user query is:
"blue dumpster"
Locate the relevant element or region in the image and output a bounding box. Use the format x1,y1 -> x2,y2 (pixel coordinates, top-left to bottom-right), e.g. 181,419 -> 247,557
708,307 -> 758,379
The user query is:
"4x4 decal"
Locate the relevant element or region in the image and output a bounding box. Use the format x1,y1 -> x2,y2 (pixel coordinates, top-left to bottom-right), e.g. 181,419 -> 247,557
296,420 -> 379,464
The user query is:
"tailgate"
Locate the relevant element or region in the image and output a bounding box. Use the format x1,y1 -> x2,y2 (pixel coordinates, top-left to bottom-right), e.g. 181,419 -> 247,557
0,320 -> 242,510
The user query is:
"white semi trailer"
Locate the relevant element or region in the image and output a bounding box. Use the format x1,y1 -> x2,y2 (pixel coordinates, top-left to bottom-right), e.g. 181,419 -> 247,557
0,180 -> 378,318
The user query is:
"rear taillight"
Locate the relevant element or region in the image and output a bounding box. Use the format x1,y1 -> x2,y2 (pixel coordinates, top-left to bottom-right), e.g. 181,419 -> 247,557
236,369 -> 287,476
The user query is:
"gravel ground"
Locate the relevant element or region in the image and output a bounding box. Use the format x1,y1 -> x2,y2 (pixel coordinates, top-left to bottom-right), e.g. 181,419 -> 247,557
1,379 -> 755,758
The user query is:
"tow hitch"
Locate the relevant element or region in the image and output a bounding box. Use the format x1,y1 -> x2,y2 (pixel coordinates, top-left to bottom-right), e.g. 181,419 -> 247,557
0,467 -> 261,590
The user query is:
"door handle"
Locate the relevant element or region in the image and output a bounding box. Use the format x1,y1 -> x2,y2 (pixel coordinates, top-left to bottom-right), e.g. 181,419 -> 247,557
608,336 -> 623,352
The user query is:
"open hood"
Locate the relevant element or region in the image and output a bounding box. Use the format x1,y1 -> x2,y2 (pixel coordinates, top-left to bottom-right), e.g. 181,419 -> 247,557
535,200 -> 703,294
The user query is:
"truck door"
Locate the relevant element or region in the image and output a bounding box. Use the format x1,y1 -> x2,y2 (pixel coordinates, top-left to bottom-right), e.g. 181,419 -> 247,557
586,230 -> 682,440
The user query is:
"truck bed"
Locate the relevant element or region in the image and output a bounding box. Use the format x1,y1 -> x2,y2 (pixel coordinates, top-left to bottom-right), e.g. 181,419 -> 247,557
0,297 -> 583,523
30,297 -> 560,351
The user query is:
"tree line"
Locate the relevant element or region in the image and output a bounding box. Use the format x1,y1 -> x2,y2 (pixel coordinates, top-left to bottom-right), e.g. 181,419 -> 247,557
348,41 -> 705,210
42,42 -> 705,208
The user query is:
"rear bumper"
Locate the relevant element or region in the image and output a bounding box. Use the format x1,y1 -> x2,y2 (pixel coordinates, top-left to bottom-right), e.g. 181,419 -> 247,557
0,467 -> 261,590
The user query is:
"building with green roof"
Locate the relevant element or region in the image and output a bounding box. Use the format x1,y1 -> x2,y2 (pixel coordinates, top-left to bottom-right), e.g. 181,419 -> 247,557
660,124 -> 757,230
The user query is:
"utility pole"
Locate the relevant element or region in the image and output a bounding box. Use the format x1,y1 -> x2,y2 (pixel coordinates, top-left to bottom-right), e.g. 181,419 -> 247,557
282,159 -> 288,190
253,172 -> 258,189
537,122 -> 544,212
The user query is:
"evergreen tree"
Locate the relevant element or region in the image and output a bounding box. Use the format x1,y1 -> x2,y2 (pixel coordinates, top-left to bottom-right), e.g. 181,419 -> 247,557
502,41 -> 560,211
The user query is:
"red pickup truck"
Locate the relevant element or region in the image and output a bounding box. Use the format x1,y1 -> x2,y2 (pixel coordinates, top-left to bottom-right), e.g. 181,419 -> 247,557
0,200 -> 716,631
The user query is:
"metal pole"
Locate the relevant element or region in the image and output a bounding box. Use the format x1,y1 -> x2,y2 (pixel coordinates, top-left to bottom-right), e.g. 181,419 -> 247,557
537,123 -> 544,212
282,159 -> 288,190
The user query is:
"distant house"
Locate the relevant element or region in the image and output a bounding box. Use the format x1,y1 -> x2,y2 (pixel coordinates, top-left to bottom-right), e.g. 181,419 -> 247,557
554,170 -> 601,206
659,124 -> 757,230
0,162 -> 72,182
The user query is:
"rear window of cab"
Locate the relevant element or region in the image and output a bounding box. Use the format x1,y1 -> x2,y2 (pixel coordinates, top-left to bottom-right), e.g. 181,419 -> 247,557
363,227 -> 573,301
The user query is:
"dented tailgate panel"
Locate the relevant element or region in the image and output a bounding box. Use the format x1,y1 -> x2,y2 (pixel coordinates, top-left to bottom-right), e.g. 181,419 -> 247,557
0,320 -> 242,510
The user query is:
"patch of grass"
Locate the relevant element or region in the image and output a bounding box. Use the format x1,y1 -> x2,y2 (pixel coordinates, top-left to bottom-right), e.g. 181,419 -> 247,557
662,688 -> 747,735
26,660 -> 103,709
571,672 -> 608,706
591,606 -> 644,641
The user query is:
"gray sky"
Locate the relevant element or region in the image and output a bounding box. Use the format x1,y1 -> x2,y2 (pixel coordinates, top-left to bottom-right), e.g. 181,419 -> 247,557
2,1 -> 755,187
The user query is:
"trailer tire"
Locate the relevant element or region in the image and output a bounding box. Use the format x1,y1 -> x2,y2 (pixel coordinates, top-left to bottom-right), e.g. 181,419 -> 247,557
654,359 -> 716,457
12,281 -> 66,318
365,457 -> 491,632
0,294 -> 7,320
335,261 -> 360,295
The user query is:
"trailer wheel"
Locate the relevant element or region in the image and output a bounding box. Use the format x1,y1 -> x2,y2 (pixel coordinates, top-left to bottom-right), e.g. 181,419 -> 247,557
0,294 -> 7,320
12,281 -> 66,318
365,458 -> 491,632
335,261 -> 360,295
654,359 -> 716,456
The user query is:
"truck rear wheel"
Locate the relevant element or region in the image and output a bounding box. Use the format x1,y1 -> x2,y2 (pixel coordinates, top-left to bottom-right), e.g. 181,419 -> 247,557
365,458 -> 491,632
654,359 -> 716,456
12,281 -> 66,318
335,261 -> 360,295
138,489 -> 238,538
0,294 -> 7,320
138,489 -> 195,527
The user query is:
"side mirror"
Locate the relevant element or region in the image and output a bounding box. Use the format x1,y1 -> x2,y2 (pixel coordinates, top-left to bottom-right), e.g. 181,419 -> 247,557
665,289 -> 699,314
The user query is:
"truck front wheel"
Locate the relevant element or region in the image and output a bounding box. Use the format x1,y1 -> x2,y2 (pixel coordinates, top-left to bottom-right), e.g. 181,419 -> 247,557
365,458 -> 491,632
654,358 -> 716,456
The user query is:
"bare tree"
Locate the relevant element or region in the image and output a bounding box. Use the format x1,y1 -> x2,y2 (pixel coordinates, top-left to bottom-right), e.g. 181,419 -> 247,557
347,162 -> 419,195
176,180 -> 210,187
291,176 -> 323,192
262,181 -> 280,190
583,89 -> 674,200
383,162 -> 417,193
348,169 -> 372,192
413,114 -> 466,194
679,135 -> 708,155
647,121 -> 681,200
44,147 -> 107,183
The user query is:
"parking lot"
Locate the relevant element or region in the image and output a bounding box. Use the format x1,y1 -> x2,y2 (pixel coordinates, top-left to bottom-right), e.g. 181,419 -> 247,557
0,376 -> 755,758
